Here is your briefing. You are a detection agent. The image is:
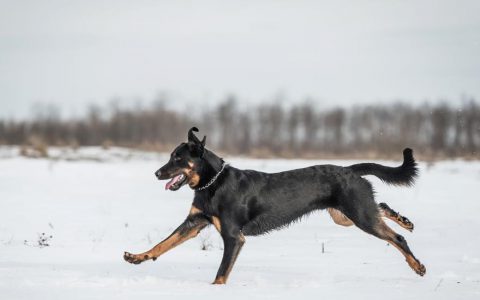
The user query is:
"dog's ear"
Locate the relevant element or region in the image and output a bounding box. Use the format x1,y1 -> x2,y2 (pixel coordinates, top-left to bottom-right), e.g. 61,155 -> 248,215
188,127 -> 200,144
187,127 -> 206,157
188,127 -> 206,147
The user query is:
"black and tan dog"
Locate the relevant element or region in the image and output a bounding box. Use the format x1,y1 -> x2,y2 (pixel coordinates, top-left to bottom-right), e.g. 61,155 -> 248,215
124,127 -> 426,284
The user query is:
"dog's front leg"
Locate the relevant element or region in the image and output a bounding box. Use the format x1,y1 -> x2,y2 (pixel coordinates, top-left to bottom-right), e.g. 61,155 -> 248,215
124,208 -> 209,264
212,228 -> 245,284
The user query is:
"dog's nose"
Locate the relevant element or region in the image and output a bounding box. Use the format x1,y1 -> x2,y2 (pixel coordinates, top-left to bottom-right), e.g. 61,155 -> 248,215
155,170 -> 161,179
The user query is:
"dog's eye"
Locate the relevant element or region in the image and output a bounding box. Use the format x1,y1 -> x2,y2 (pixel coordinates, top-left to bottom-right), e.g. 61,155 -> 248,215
174,156 -> 182,162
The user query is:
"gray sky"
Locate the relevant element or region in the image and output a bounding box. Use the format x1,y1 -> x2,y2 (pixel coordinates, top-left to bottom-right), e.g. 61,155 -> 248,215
1,0 -> 479,119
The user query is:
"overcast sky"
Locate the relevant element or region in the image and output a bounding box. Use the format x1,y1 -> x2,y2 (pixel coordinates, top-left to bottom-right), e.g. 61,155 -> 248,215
1,0 -> 479,119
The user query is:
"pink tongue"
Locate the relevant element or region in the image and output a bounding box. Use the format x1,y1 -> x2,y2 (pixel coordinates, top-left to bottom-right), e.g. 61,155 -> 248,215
165,174 -> 183,190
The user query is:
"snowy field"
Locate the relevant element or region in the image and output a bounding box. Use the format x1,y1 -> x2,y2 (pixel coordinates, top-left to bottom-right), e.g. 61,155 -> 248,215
0,147 -> 479,299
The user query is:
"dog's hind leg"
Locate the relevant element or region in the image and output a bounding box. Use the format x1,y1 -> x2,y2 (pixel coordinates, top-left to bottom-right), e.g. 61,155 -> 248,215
369,219 -> 425,276
379,202 -> 414,232
328,208 -> 354,227
337,180 -> 425,276
343,205 -> 426,276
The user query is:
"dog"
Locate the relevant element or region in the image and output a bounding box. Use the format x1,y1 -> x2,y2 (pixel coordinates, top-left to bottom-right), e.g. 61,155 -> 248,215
124,127 -> 426,284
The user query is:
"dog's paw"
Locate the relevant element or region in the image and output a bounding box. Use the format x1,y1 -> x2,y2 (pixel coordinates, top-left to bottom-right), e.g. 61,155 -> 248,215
399,216 -> 414,232
415,263 -> 426,276
123,251 -> 149,264
212,276 -> 226,285
408,258 -> 426,277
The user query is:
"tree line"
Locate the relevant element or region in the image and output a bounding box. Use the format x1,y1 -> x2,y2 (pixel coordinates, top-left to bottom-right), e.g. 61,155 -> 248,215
0,98 -> 478,159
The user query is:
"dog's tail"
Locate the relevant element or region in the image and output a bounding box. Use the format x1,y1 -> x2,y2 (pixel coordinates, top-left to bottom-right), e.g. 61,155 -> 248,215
347,148 -> 418,186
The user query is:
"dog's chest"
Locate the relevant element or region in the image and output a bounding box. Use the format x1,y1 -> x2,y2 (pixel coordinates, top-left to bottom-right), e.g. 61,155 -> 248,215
193,194 -> 218,217
194,193 -> 245,219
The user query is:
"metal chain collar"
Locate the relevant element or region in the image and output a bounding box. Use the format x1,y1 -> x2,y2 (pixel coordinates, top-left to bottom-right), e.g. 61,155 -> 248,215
195,162 -> 228,191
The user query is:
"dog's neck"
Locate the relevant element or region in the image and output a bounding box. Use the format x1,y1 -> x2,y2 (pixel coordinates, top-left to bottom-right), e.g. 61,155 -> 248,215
197,149 -> 225,188
202,148 -> 224,173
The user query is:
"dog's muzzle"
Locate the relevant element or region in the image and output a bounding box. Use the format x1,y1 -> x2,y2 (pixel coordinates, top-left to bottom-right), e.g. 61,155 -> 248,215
155,168 -> 188,191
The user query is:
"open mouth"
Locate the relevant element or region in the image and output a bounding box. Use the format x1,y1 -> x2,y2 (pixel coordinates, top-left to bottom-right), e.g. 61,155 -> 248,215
164,173 -> 188,191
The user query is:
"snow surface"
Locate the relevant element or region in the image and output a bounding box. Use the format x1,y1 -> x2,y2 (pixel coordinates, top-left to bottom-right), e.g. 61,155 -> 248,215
1,147 -> 479,299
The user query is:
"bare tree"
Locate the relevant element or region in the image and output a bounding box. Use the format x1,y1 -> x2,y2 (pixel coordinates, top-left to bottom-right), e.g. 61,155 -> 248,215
217,96 -> 237,153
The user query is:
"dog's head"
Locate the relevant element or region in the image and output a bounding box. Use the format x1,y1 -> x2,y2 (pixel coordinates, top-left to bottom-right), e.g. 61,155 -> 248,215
155,127 -> 206,191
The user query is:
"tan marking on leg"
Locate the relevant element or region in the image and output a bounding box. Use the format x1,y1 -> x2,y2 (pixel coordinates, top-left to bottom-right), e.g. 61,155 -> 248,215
328,208 -> 354,226
223,232 -> 245,280
387,240 -> 425,275
381,210 -> 414,231
146,225 -> 203,259
213,232 -> 246,284
212,216 -> 222,233
125,222 -> 206,264
375,219 -> 426,276
212,276 -> 226,284
379,203 -> 414,232
238,232 -> 246,243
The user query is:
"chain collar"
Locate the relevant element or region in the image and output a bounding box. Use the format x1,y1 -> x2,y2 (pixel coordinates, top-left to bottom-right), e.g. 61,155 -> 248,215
195,162 -> 228,191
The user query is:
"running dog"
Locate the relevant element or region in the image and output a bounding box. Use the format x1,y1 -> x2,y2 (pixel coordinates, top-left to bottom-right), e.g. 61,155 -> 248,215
124,127 -> 426,284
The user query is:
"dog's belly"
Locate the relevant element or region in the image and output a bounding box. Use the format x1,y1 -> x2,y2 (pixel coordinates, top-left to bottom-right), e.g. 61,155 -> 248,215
241,186 -> 334,236
241,207 -> 319,236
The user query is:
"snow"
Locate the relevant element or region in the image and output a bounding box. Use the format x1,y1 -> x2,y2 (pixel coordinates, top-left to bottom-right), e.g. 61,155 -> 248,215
0,147 -> 479,299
